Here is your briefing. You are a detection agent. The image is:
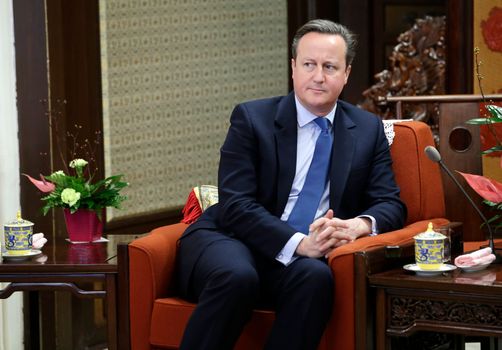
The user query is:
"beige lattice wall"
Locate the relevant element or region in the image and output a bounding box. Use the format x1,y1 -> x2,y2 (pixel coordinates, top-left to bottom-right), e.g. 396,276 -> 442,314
99,0 -> 288,221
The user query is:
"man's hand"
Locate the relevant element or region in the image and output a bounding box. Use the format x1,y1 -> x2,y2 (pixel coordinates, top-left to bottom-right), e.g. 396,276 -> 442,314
295,210 -> 372,258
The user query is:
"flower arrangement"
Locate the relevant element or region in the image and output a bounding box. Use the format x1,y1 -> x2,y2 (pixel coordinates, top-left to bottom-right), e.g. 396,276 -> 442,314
24,99 -> 128,218
25,158 -> 127,217
457,48 -> 502,232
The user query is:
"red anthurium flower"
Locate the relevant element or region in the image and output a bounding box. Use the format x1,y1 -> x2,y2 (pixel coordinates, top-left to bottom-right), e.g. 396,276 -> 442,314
22,174 -> 55,193
457,171 -> 502,203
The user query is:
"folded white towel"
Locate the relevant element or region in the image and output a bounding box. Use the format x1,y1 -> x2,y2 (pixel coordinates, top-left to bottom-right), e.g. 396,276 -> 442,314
454,247 -> 495,267
32,232 -> 48,249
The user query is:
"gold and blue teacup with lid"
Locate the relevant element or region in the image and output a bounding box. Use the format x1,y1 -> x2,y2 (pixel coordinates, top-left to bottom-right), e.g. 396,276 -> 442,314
4,211 -> 34,255
414,222 -> 447,270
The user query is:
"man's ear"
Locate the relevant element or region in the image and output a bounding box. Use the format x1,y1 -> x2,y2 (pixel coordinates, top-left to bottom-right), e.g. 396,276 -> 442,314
291,58 -> 296,78
344,64 -> 352,84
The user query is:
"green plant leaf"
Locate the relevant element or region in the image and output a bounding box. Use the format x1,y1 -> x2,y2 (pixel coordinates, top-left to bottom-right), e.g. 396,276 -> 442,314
465,118 -> 484,124
487,105 -> 502,120
465,118 -> 501,125
487,214 -> 501,224
481,145 -> 502,154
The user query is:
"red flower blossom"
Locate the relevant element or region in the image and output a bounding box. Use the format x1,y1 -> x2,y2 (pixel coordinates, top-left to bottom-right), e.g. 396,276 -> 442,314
22,173 -> 55,193
457,171 -> 502,203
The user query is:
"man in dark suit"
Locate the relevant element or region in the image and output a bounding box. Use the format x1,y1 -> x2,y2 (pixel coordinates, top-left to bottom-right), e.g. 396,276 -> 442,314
177,19 -> 406,350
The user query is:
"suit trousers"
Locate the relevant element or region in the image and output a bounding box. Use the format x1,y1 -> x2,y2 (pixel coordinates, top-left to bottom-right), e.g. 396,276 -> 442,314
178,229 -> 334,350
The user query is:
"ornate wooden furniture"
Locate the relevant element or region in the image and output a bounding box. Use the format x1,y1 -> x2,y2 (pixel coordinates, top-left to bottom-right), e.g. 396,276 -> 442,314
0,235 -> 134,350
358,16 -> 446,119
370,263 -> 502,349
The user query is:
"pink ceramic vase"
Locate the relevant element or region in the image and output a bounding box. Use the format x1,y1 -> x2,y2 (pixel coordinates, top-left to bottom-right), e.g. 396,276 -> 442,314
63,209 -> 103,242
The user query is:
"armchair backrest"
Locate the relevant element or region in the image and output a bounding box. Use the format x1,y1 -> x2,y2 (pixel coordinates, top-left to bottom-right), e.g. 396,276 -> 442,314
390,121 -> 445,224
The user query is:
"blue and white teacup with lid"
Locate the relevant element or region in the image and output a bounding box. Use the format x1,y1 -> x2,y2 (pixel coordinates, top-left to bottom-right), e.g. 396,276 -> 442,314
414,222 -> 447,270
4,211 -> 34,255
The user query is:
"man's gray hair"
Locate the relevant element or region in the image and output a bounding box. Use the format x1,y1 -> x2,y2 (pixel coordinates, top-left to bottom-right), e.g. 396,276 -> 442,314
291,19 -> 358,66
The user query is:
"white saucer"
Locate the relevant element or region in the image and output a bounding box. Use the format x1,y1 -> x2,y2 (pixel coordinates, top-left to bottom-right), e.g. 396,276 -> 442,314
403,263 -> 457,276
2,249 -> 42,260
65,237 -> 109,244
457,263 -> 491,272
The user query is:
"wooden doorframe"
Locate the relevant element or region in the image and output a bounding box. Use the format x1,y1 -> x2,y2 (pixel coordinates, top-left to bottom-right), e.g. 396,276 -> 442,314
14,0 -> 104,238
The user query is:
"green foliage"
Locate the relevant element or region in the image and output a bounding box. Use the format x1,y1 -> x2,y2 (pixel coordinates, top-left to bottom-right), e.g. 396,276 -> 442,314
40,160 -> 128,216
465,105 -> 502,124
488,104 -> 502,120
465,104 -> 502,155
483,200 -> 502,233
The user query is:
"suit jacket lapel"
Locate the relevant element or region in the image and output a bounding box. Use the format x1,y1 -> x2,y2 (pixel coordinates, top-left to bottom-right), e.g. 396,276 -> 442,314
274,92 -> 298,216
330,103 -> 356,214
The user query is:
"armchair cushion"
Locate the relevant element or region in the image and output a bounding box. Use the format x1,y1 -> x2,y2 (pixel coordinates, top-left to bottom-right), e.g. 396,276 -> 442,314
129,222 -> 277,350
150,297 -> 275,349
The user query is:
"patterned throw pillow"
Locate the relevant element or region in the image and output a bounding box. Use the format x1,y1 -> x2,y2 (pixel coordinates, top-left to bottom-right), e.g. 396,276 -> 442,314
181,185 -> 218,224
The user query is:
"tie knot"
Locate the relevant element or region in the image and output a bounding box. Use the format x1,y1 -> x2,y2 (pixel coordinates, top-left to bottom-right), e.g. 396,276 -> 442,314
314,117 -> 330,132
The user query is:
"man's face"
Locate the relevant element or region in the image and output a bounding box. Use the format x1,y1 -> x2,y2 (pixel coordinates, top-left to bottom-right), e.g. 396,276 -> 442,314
292,32 -> 351,116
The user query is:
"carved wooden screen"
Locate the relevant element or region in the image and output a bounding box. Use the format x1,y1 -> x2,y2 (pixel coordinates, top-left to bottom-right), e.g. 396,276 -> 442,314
358,16 -> 446,128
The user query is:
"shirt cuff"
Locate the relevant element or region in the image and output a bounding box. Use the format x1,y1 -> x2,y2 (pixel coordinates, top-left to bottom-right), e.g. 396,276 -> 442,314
358,215 -> 378,236
276,232 -> 306,266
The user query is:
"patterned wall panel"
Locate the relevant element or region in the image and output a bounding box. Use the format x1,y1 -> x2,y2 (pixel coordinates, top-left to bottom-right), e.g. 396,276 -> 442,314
473,0 -> 502,94
473,0 -> 502,182
99,0 -> 288,221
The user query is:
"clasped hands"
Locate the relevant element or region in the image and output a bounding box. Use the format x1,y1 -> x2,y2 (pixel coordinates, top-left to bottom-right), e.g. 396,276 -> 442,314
296,209 -> 372,258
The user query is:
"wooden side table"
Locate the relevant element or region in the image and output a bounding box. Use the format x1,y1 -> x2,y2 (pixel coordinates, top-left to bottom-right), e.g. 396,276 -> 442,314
0,234 -> 138,350
369,264 -> 502,350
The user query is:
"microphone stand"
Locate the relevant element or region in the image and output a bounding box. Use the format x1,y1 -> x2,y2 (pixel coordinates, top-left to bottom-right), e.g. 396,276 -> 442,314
435,159 -> 502,263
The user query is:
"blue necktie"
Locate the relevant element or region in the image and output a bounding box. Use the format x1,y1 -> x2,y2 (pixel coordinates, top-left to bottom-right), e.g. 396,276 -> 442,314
287,118 -> 333,234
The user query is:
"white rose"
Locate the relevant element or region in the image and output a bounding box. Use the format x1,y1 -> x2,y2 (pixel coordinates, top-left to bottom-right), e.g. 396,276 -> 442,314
69,159 -> 88,169
61,188 -> 81,207
50,170 -> 66,177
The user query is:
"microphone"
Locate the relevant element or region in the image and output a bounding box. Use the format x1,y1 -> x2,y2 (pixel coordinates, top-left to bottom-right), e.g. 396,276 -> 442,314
424,145 -> 500,259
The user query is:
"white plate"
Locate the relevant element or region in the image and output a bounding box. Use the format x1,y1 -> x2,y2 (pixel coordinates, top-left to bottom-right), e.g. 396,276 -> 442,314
403,263 -> 457,276
2,249 -> 42,260
457,263 -> 491,273
65,237 -> 109,244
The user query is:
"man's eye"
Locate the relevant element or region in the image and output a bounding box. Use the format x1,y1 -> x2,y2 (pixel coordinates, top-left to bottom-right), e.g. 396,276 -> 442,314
324,64 -> 335,71
304,62 -> 314,68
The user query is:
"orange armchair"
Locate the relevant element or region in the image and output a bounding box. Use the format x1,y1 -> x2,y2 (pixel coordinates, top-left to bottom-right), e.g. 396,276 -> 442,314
125,121 -> 451,350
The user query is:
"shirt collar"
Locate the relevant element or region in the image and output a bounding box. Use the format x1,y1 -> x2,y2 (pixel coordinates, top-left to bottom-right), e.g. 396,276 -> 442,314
294,95 -> 336,128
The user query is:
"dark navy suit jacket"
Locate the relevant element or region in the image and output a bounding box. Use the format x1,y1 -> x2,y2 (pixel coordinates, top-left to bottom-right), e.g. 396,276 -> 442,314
178,92 -> 406,294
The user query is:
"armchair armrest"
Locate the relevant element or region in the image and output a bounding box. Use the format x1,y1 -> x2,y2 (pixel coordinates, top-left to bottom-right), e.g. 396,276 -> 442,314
324,217 -> 450,350
129,222 -> 188,350
329,219 -> 450,262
